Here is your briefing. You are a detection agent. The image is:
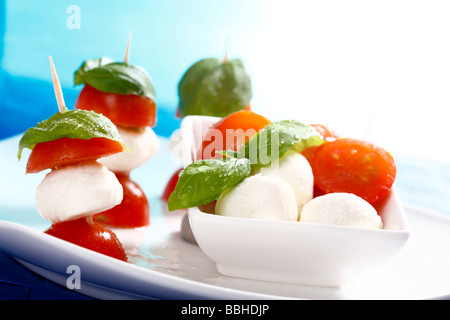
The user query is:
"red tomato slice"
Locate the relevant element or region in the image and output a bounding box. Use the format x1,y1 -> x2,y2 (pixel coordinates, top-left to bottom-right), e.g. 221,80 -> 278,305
301,145 -> 319,163
309,138 -> 396,205
199,110 -> 271,159
45,217 -> 127,261
93,172 -> 149,228
162,168 -> 182,202
75,84 -> 157,128
26,137 -> 124,174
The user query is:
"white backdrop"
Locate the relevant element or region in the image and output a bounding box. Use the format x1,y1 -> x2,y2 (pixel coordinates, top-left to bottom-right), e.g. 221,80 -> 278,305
234,1 -> 450,163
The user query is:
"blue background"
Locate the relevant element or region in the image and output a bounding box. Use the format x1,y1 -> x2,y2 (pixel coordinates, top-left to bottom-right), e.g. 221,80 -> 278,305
0,0 -> 268,139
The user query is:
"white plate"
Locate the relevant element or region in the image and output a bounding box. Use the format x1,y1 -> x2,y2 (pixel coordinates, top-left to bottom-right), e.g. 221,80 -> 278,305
1,135 -> 450,299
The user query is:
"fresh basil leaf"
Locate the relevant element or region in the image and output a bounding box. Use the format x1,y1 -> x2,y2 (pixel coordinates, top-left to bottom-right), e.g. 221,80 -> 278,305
74,58 -> 155,102
239,120 -> 324,167
177,57 -> 252,117
74,57 -> 114,86
167,157 -> 251,211
17,109 -> 126,160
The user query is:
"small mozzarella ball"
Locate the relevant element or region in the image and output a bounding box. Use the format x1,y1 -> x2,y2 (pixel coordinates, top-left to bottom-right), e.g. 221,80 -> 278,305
300,192 -> 383,229
215,174 -> 298,221
35,162 -> 123,223
258,150 -> 314,213
99,126 -> 159,172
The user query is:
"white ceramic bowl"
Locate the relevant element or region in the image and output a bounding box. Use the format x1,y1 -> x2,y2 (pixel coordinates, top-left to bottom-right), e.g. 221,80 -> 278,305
181,115 -> 410,288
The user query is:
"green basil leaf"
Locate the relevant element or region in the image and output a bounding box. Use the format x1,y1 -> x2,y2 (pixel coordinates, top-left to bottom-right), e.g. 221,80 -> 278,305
167,157 -> 252,211
17,109 -> 126,160
177,57 -> 252,117
239,120 -> 324,167
73,57 -> 114,86
74,58 -> 155,102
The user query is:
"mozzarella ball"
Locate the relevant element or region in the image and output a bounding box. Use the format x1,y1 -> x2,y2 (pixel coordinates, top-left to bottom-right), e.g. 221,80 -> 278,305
215,174 -> 298,221
300,193 -> 383,229
258,150 -> 314,214
35,162 -> 123,223
99,126 -> 159,172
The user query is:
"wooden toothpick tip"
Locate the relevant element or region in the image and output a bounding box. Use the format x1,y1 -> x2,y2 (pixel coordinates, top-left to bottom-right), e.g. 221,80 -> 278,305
48,56 -> 66,113
223,48 -> 229,63
124,31 -> 131,64
223,36 -> 231,63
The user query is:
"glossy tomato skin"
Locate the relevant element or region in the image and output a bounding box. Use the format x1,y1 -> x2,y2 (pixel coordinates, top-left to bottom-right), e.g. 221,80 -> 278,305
199,110 -> 271,159
45,217 -> 127,261
301,145 -> 319,163
26,137 -> 124,174
75,84 -> 157,128
309,138 -> 396,205
93,172 -> 149,228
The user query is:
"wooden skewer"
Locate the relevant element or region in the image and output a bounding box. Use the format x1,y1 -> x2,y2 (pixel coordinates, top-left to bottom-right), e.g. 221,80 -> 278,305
49,56 -> 66,113
223,44 -> 229,63
124,31 -> 131,64
223,48 -> 229,63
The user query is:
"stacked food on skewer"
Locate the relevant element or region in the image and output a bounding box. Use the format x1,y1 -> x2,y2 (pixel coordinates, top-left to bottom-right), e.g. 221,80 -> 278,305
18,57 -> 129,261
161,51 -> 257,242
73,35 -> 159,229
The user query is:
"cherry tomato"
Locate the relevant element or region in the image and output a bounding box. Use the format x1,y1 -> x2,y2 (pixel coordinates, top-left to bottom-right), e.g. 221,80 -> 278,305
162,168 -> 182,202
75,84 -> 157,128
199,110 -> 271,159
301,145 -> 319,163
309,138 -> 396,205
26,137 -> 124,174
45,217 -> 127,261
93,172 -> 149,228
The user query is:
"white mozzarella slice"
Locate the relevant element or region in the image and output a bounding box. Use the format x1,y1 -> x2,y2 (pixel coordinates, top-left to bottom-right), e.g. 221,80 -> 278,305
35,162 -> 123,223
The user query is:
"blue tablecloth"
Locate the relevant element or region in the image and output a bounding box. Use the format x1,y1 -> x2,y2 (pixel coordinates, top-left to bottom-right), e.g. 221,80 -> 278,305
0,251 -> 92,300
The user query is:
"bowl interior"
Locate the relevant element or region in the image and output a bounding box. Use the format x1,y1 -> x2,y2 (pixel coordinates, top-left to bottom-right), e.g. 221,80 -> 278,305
180,115 -> 409,232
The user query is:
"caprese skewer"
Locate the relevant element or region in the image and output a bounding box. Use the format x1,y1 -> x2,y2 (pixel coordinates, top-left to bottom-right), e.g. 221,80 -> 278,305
18,57 -> 128,261
73,34 -> 159,228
